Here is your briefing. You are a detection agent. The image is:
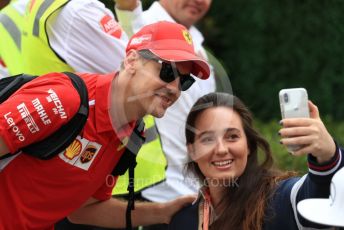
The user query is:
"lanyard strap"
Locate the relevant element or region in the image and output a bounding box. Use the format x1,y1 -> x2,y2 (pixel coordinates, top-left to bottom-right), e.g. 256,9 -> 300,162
202,189 -> 211,230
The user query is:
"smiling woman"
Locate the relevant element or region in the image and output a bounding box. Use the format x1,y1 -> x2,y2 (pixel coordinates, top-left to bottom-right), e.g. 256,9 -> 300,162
168,92 -> 344,230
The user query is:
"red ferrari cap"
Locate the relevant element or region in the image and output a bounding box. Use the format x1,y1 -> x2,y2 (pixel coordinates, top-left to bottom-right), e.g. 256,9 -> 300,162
126,21 -> 210,79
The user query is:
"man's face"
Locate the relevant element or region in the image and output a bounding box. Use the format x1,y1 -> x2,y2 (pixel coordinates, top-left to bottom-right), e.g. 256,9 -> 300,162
160,0 -> 212,28
132,57 -> 193,118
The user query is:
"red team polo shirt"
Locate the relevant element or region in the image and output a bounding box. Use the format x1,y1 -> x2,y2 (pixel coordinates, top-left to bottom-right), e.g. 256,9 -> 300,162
0,72 -> 136,229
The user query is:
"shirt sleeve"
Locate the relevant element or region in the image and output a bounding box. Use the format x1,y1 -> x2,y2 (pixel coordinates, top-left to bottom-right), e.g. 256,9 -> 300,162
47,0 -> 127,73
0,72 -> 80,153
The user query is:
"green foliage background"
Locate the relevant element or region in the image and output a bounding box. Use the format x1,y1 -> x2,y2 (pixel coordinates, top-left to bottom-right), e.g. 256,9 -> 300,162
198,0 -> 344,121
103,0 -> 344,172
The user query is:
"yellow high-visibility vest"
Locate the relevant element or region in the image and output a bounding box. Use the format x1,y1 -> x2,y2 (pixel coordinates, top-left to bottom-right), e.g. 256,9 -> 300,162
113,115 -> 167,195
0,0 -> 24,75
22,0 -> 73,75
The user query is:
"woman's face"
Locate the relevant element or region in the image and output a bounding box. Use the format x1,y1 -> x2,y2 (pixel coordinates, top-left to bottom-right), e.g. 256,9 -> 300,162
188,107 -> 249,184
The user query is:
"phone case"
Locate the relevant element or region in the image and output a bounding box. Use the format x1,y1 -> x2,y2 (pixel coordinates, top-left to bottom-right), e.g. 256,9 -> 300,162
279,88 -> 310,119
279,88 -> 310,152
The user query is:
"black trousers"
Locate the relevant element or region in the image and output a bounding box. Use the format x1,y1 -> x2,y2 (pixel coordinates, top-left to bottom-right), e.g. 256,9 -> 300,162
55,218 -> 110,230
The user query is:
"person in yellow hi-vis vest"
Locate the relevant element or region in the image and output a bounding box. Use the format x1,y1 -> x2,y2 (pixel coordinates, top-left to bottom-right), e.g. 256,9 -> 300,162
22,0 -> 128,75
0,0 -> 27,77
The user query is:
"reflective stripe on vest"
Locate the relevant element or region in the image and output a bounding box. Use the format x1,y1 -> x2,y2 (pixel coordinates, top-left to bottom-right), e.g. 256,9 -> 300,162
113,115 -> 167,195
22,0 -> 73,75
0,3 -> 24,75
0,13 -> 21,50
32,0 -> 55,37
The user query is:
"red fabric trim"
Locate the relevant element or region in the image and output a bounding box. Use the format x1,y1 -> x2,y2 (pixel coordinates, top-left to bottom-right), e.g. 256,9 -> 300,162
308,152 -> 340,171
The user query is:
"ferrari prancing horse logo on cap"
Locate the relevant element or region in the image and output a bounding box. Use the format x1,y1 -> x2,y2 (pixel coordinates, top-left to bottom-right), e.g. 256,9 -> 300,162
182,30 -> 193,45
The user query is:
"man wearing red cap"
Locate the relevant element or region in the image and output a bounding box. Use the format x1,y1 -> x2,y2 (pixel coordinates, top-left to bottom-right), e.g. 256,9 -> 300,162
111,5 -> 216,230
0,21 -> 209,230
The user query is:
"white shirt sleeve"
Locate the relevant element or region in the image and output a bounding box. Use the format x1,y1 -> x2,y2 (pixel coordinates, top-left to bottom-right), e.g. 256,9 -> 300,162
47,0 -> 128,73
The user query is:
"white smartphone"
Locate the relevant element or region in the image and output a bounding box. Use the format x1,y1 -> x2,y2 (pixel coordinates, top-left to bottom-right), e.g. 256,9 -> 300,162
279,88 -> 310,152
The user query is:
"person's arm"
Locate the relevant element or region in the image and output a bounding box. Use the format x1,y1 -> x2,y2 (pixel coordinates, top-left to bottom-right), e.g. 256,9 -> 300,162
278,101 -> 344,228
68,195 -> 195,228
114,0 -> 139,11
114,0 -> 145,37
47,0 -> 127,73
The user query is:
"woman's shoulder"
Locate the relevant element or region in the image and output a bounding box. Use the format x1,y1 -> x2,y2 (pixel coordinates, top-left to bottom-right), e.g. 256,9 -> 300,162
168,200 -> 200,230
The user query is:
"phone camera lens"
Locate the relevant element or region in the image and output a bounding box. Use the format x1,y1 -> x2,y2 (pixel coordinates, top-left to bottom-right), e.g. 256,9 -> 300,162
284,93 -> 289,103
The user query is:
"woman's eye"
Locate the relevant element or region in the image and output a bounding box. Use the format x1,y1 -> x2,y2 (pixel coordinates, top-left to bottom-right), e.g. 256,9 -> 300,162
200,136 -> 215,144
226,134 -> 239,141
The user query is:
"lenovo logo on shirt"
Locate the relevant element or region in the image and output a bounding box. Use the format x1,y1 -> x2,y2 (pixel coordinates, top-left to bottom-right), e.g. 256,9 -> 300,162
3,112 -> 25,142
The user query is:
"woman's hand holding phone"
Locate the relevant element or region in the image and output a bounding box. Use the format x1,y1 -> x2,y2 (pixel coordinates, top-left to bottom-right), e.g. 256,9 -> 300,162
278,89 -> 336,163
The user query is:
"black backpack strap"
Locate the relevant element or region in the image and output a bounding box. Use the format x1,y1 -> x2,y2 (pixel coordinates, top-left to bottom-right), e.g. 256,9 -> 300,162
23,72 -> 89,159
111,119 -> 145,230
0,74 -> 37,102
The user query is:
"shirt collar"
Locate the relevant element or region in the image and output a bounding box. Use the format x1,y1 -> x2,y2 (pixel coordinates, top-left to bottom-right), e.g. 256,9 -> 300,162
95,72 -> 116,133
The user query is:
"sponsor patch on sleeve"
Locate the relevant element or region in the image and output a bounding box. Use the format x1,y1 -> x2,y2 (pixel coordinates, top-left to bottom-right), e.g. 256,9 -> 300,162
99,15 -> 122,39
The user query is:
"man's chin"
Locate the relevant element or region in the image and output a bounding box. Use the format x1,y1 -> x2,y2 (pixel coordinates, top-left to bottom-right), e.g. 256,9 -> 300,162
151,109 -> 166,118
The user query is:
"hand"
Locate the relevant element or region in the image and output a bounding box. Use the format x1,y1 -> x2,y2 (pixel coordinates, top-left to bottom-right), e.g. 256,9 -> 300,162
279,101 -> 336,163
114,0 -> 139,11
159,195 -> 197,224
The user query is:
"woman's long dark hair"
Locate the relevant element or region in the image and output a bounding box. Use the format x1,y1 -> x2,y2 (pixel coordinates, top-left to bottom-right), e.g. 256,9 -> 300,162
185,92 -> 293,230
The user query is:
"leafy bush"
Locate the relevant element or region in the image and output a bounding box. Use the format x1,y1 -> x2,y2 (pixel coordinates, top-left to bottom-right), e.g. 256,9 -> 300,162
199,0 -> 344,120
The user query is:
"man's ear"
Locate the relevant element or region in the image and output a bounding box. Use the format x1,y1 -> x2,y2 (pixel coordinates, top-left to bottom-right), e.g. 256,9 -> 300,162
123,50 -> 139,75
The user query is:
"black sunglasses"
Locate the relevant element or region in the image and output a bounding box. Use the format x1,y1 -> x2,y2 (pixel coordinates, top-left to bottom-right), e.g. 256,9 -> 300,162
138,51 -> 195,91
158,61 -> 196,91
